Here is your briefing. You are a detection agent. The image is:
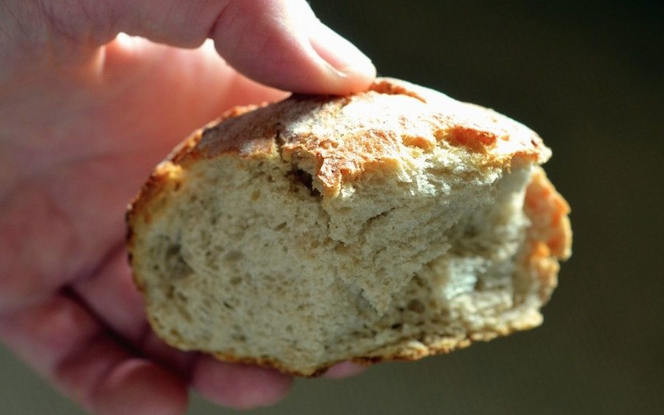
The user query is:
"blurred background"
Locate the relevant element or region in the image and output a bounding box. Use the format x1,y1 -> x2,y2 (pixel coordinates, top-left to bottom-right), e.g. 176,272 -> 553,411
2,0 -> 662,414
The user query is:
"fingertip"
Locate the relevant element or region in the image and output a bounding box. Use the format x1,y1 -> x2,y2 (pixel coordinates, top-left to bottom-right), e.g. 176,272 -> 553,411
93,359 -> 188,415
308,22 -> 377,95
191,356 -> 292,410
323,361 -> 368,379
330,62 -> 377,95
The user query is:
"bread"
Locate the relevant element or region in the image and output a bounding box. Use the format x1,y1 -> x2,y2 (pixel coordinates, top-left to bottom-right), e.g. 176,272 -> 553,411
126,78 -> 572,376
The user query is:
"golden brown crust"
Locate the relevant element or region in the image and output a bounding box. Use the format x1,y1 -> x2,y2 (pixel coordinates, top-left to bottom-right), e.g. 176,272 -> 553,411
524,168 -> 572,260
196,335 -> 472,377
522,168 -> 572,301
368,78 -> 428,103
196,324 -> 527,377
151,78 -> 550,197
151,319 -> 530,378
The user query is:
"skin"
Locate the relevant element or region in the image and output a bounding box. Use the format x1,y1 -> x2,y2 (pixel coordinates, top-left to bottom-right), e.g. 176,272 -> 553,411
0,0 -> 375,414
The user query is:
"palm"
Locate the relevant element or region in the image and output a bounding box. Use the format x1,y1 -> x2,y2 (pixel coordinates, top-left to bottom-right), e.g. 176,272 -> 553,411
0,38 -> 293,413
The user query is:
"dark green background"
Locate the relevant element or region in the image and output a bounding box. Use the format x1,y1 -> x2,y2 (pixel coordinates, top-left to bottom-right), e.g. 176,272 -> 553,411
2,1 -> 663,414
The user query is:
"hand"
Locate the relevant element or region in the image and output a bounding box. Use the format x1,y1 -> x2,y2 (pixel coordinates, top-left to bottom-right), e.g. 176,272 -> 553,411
0,1 -> 375,414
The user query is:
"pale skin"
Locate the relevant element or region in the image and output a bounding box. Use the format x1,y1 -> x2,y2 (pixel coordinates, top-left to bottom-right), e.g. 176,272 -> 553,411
0,0 -> 376,413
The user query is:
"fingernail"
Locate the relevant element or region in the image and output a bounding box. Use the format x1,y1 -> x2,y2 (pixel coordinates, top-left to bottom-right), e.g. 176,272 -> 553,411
309,23 -> 376,81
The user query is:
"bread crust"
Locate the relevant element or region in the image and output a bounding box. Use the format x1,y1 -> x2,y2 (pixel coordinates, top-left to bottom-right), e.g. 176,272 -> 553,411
135,78 -> 550,196
126,78 -> 571,377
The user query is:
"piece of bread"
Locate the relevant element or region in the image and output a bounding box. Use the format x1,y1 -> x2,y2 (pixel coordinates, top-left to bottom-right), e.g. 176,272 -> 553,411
127,78 -> 571,376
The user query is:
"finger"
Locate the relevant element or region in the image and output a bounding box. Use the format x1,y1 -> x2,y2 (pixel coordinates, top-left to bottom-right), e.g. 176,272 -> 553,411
93,359 -> 187,415
0,295 -> 187,415
69,246 -> 289,410
72,248 -> 148,344
69,247 -> 290,411
57,339 -> 188,415
191,355 -> 292,410
323,361 -> 368,379
0,296 -> 100,375
25,0 -> 375,94
110,0 -> 375,93
205,0 -> 376,94
73,248 -> 197,377
139,331 -> 198,377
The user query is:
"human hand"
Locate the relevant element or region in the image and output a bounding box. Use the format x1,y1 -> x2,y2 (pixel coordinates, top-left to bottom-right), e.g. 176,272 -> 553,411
0,1 -> 375,414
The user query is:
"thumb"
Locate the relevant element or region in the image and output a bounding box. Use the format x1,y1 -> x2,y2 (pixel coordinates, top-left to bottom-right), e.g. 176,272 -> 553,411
208,0 -> 376,94
1,0 -> 375,94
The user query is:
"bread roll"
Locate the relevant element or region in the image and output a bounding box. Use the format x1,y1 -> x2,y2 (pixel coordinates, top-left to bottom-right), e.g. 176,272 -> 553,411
127,78 -> 572,376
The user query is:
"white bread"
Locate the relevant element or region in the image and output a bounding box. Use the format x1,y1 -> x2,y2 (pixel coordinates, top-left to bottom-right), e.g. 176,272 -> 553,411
126,78 -> 572,376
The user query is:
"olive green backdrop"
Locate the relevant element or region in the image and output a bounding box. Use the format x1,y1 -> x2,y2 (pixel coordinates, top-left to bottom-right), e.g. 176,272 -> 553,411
2,1 -> 662,414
